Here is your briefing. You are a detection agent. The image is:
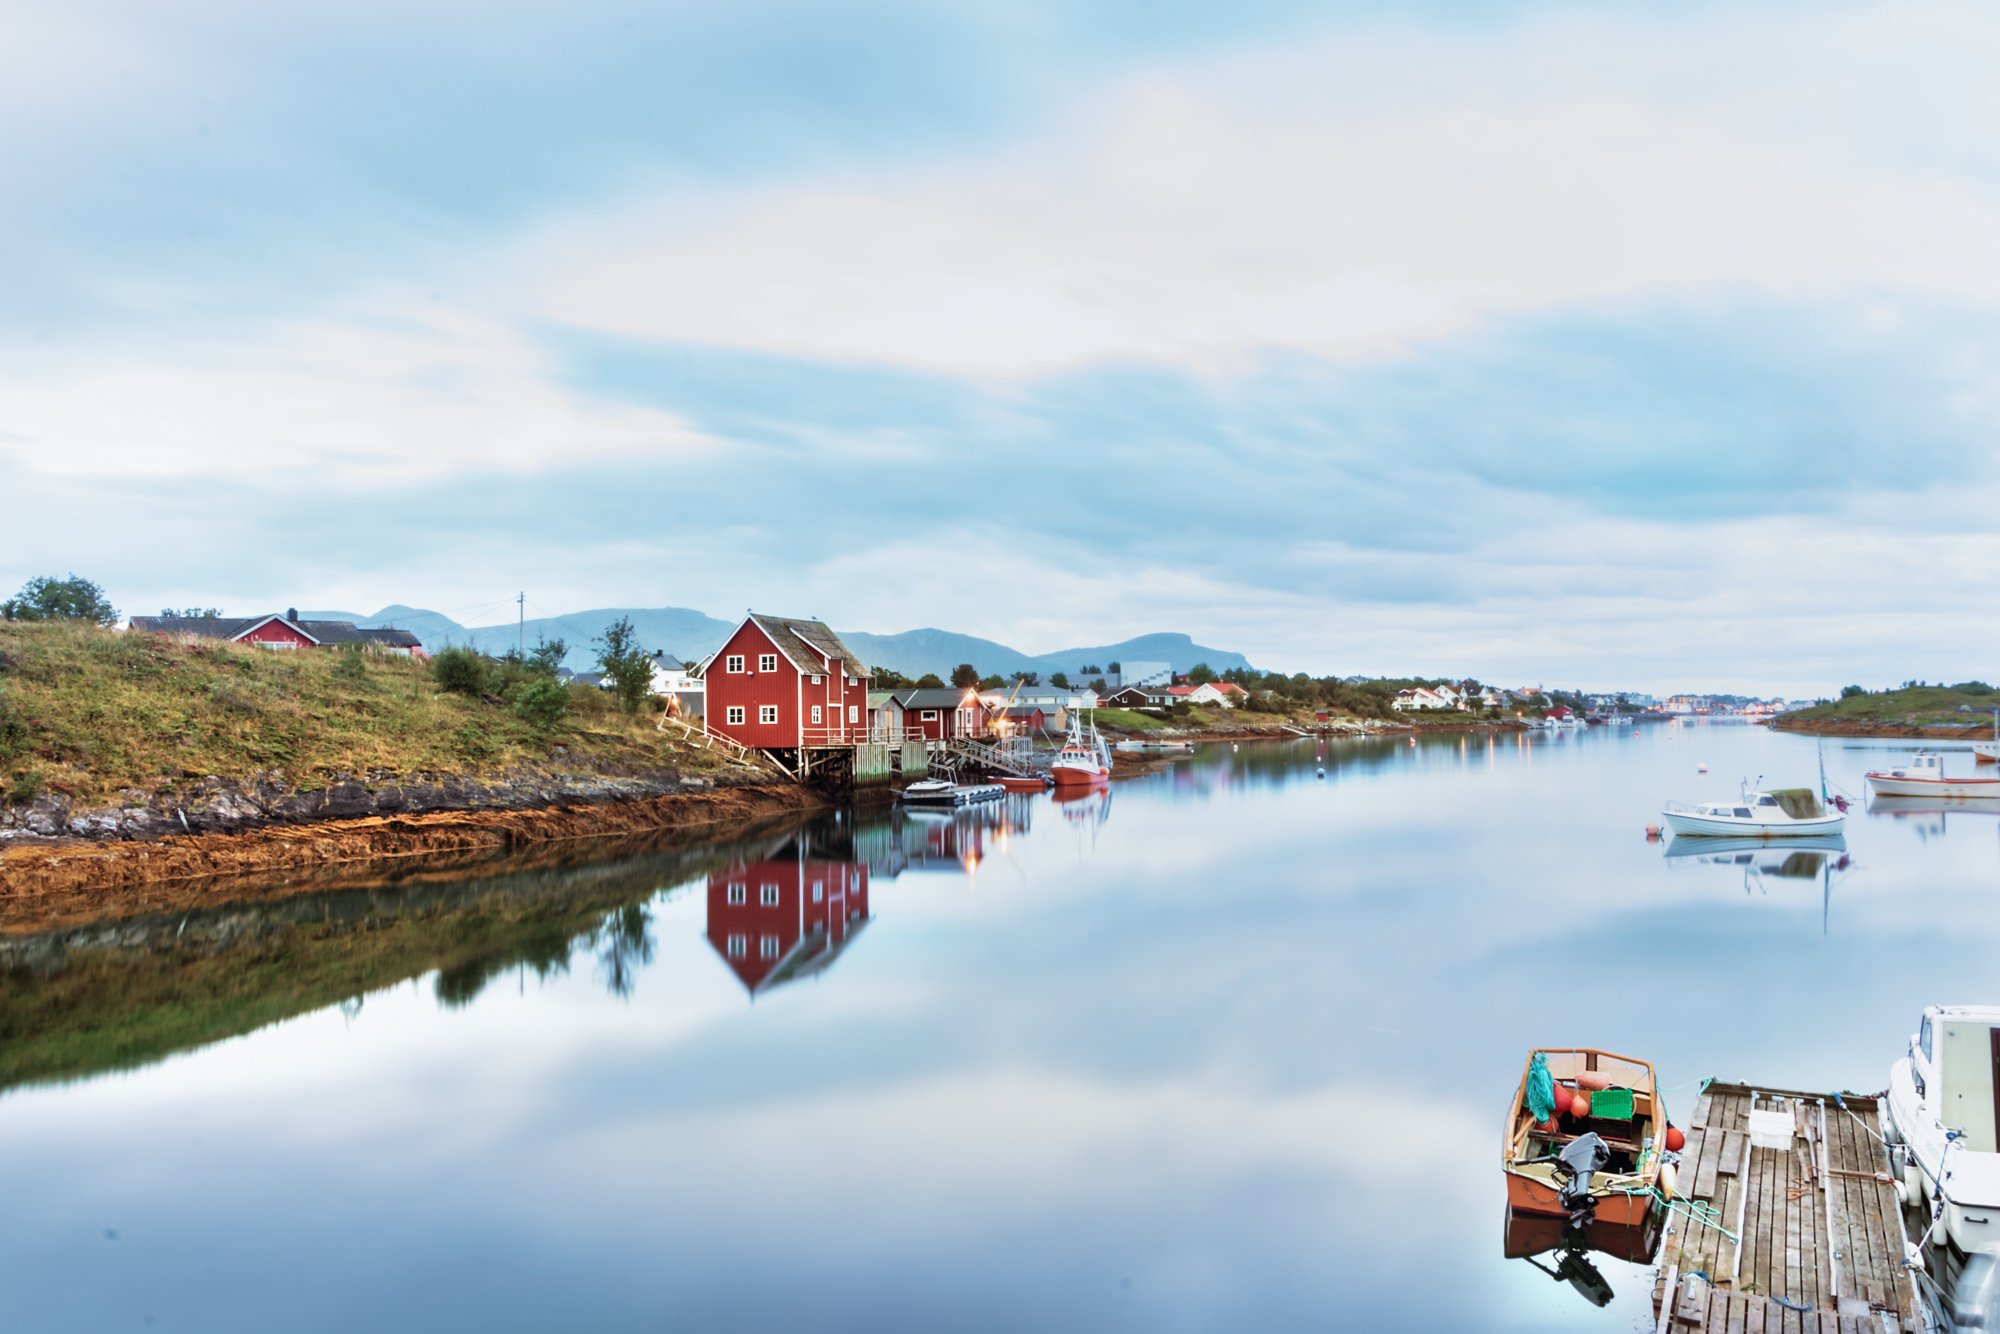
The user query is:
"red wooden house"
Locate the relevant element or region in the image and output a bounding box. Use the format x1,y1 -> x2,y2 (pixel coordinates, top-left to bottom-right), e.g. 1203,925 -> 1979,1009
704,857 -> 871,997
129,609 -> 424,655
893,687 -> 991,743
702,614 -> 871,752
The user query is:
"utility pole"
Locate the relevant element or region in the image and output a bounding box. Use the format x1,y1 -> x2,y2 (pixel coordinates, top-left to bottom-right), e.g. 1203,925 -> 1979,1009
518,591 -> 525,657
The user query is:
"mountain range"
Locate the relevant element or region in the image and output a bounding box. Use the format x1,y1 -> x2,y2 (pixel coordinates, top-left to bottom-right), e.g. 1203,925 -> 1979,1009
305,605 -> 1254,681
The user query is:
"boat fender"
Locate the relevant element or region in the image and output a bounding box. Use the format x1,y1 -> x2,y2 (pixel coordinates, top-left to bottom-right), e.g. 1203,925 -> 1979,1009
1659,1159 -> 1679,1200
1570,1091 -> 1592,1119
1576,1071 -> 1612,1091
1663,1125 -> 1686,1153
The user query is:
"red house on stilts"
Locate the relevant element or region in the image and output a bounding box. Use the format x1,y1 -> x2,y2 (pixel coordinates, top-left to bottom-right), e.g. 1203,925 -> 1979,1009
701,613 -> 871,777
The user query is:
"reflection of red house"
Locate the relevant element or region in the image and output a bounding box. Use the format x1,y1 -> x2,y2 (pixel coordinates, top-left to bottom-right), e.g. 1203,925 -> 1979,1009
702,613 -> 871,752
705,858 -> 870,996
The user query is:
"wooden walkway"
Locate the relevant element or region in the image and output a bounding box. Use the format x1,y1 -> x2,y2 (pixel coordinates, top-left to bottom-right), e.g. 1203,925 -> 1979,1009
1651,1083 -> 1920,1333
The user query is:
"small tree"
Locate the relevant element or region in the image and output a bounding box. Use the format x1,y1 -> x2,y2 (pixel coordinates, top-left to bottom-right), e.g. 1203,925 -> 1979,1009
3,575 -> 118,625
914,673 -> 945,689
431,646 -> 488,696
1187,662 -> 1217,685
872,666 -> 912,689
513,676 -> 570,727
1019,671 -> 1040,687
161,606 -> 222,619
1840,684 -> 1867,699
979,674 -> 1004,690
950,662 -> 980,688
528,635 -> 567,676
1050,671 -> 1071,689
595,616 -> 653,713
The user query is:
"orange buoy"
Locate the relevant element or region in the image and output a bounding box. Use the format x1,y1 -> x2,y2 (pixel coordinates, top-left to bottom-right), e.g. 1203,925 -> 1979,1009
1576,1071 -> 1611,1091
1571,1091 -> 1592,1119
1664,1125 -> 1686,1153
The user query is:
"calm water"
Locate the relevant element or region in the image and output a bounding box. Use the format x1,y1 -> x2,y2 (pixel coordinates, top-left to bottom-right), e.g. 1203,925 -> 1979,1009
4,722 -> 1997,1332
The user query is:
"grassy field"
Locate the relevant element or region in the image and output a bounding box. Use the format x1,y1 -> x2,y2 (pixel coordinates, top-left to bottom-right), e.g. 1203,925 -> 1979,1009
1781,686 -> 2000,728
0,621 -> 722,808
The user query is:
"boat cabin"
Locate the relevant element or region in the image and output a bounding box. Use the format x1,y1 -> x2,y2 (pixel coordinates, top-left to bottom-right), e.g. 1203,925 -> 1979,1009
1908,1005 -> 2000,1154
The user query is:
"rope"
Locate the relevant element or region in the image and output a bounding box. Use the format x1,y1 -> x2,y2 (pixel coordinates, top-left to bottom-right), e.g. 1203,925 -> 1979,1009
1608,1185 -> 1740,1243
1658,1074 -> 1714,1094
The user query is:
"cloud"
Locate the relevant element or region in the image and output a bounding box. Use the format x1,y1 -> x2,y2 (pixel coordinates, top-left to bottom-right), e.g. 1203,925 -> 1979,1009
523,2 -> 2000,376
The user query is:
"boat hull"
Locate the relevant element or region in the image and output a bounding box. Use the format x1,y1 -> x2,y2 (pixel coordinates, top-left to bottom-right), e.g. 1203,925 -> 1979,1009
1502,1170 -> 1656,1227
1865,774 -> 2000,799
1049,764 -> 1108,788
1660,810 -> 1845,837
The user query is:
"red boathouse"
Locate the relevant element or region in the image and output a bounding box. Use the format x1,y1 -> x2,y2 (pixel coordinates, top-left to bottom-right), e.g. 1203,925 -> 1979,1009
702,613 -> 871,754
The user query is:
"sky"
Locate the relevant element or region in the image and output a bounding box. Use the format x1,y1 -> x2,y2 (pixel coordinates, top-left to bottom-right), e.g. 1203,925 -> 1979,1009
4,0 -> 1999,696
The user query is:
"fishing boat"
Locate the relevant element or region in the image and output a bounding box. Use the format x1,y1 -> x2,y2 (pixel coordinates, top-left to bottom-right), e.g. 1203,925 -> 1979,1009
1865,751 -> 2000,800
1659,784 -> 1845,836
1050,714 -> 1112,788
1885,1006 -> 2000,1264
1503,1049 -> 1668,1228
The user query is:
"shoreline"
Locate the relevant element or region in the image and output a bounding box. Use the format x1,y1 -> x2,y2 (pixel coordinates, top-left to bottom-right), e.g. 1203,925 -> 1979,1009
0,781 -> 823,928
1768,717 -> 1999,740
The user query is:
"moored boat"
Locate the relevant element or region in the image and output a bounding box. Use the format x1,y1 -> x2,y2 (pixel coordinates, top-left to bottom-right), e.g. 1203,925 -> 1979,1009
1659,785 -> 1845,837
900,780 -> 1005,806
1865,751 -> 2000,800
1885,1005 -> 2000,1263
1503,1049 -> 1668,1228
1051,714 -> 1112,787
996,774 -> 1051,793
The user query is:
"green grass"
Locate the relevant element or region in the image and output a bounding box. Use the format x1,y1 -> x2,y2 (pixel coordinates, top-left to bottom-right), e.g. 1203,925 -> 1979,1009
1783,686 -> 2000,727
0,621 -> 726,807
1086,707 -> 1173,732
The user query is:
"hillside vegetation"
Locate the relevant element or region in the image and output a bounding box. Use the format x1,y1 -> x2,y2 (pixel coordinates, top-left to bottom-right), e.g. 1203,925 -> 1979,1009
1779,683 -> 2000,729
0,622 -> 719,809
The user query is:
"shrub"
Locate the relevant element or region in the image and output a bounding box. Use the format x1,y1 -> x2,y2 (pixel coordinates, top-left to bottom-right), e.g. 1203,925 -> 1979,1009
6,766 -> 42,805
512,677 -> 570,728
333,645 -> 370,683
1951,681 -> 1995,697
1840,684 -> 1868,699
432,646 -> 489,696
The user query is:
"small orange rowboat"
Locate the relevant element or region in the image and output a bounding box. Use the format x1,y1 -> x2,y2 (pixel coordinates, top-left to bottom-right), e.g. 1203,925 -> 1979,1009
1503,1048 -> 1667,1227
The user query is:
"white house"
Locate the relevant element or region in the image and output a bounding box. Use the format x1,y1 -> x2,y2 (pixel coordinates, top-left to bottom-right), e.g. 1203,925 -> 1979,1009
649,651 -> 705,717
1392,687 -> 1450,712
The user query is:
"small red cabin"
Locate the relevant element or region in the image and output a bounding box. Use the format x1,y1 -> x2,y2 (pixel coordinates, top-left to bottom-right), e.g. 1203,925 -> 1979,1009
894,687 -> 990,743
702,613 -> 871,752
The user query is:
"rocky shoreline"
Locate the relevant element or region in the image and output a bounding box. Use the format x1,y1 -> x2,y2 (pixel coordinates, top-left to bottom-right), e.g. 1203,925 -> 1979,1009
1769,718 -> 1996,740
0,767 -> 820,912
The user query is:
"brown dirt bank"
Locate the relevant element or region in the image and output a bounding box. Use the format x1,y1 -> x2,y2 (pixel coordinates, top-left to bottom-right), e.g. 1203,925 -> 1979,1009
0,783 -> 822,928
1769,718 -> 1993,740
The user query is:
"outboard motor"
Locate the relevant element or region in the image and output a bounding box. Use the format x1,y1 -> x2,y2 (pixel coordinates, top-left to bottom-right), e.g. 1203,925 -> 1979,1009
1557,1132 -> 1612,1215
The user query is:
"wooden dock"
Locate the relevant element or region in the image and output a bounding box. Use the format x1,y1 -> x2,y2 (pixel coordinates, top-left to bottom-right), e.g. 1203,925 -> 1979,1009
1651,1082 -> 1920,1333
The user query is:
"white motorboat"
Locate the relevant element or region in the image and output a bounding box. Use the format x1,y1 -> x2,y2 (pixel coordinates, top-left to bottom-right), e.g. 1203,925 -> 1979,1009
899,780 -> 1005,806
1886,1006 -> 2000,1264
1865,751 -> 2000,800
1659,784 -> 1845,837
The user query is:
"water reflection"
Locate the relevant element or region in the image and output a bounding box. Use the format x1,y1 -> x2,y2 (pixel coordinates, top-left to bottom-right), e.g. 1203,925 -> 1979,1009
1501,1206 -> 1663,1309
705,837 -> 871,999
1660,834 -> 1855,931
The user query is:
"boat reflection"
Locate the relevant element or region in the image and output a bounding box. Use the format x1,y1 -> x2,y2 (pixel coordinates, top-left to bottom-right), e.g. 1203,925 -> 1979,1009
1661,834 -> 1854,931
1868,795 -> 2000,844
1502,1205 -> 1662,1309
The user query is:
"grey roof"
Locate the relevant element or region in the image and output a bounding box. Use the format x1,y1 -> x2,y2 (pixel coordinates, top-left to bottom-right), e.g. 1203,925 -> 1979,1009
895,688 -> 978,710
747,613 -> 868,678
651,650 -> 685,670
130,614 -> 420,649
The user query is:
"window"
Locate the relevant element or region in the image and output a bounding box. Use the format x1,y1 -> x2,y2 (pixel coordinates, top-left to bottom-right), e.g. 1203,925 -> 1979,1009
727,934 -> 747,958
810,674 -> 822,685
1732,807 -> 1752,819
725,654 -> 744,673
759,653 -> 777,672
726,706 -> 745,726
848,676 -> 859,686
812,881 -> 824,902
848,705 -> 858,723
811,704 -> 823,725
760,934 -> 780,958
727,883 -> 746,905
760,705 -> 778,724
760,883 -> 780,906
1920,1013 -> 1934,1062
921,709 -> 939,721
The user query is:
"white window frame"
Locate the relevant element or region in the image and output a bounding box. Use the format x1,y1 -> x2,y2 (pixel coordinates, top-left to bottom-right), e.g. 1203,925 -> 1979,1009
725,654 -> 744,673
812,880 -> 824,903
848,704 -> 858,723
810,704 -> 822,725
760,934 -> 780,959
727,934 -> 747,958
759,653 -> 777,673
726,705 -> 745,726
921,709 -> 939,721
727,883 -> 746,905
760,883 -> 780,906
810,674 -> 822,685
760,705 -> 778,725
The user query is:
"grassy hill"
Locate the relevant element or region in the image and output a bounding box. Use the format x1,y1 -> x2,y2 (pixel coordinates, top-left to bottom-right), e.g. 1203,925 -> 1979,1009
0,621 -> 718,810
1777,684 -> 2000,730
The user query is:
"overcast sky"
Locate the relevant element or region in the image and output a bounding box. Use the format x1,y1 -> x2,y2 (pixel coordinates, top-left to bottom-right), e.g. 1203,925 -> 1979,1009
5,1 -> 1998,695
